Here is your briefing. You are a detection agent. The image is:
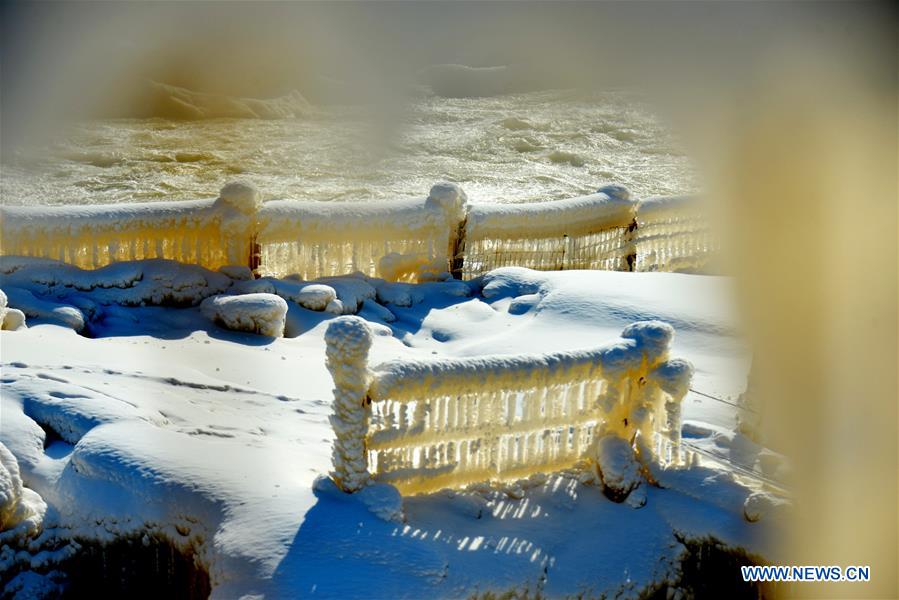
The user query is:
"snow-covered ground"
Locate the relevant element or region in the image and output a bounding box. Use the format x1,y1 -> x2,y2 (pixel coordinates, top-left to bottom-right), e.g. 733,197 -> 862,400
0,263 -> 785,598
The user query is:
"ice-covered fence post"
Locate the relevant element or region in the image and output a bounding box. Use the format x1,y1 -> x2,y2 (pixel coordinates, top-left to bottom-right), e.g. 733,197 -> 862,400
596,184 -> 636,272
624,219 -> 638,272
325,316 -> 374,492
616,322 -> 691,458
647,359 -> 693,463
215,181 -> 263,271
425,182 -> 469,279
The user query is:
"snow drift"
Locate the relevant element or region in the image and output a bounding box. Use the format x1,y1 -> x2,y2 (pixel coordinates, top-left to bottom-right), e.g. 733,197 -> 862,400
0,265 -> 783,598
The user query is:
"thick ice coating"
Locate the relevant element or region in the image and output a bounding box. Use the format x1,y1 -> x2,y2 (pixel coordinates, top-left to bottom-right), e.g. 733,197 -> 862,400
634,195 -> 717,273
463,188 -> 638,277
325,316 -> 375,492
326,318 -> 692,495
257,183 -> 468,281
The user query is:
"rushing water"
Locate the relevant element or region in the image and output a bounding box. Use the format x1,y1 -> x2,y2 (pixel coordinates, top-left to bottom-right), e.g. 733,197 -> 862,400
0,89 -> 696,207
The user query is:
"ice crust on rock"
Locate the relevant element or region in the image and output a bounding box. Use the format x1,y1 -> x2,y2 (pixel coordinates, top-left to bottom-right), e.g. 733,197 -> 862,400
200,293 -> 288,337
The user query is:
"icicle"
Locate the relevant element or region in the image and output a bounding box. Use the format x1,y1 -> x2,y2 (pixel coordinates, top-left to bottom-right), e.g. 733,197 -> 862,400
397,403 -> 408,433
505,393 -> 516,427
459,440 -> 469,470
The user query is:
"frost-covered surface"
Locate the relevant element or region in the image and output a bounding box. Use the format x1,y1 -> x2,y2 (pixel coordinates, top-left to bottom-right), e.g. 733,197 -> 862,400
634,195 -> 718,274
0,265 -> 784,597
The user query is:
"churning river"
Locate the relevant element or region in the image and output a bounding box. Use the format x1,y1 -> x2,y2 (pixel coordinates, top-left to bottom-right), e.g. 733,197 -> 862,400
1,89 -> 696,207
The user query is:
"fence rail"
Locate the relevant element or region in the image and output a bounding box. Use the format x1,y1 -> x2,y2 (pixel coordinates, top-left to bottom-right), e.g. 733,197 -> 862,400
0,181 -> 716,281
325,316 -> 694,495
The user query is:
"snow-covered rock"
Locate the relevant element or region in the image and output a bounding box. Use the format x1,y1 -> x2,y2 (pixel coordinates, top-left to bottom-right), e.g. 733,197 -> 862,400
233,277 -> 337,312
743,491 -> 792,523
200,293 -> 288,337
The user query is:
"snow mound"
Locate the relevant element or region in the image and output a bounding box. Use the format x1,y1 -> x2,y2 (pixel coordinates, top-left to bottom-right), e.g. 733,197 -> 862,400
358,482 -> 404,523
594,435 -> 644,504
200,293 -> 288,337
5,287 -> 85,332
217,265 -> 255,281
0,258 -> 232,307
318,276 -> 378,314
743,492 -> 792,523
234,278 -> 337,311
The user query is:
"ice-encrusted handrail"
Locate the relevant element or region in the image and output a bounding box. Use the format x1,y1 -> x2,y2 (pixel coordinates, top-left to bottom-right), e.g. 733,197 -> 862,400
634,195 -> 718,273
0,182 -> 260,271
256,183 -> 468,281
0,182 -> 717,280
325,316 -> 693,495
462,184 -> 638,277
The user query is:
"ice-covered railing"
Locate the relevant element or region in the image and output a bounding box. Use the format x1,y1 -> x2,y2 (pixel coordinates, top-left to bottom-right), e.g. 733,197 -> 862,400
256,184 -> 468,281
461,185 -> 637,278
0,182 -> 260,271
325,316 -> 693,495
1,180 -> 719,280
633,195 -> 718,273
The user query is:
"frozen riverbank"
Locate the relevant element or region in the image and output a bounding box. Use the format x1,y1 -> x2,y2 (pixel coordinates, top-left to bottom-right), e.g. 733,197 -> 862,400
0,265 -> 785,598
